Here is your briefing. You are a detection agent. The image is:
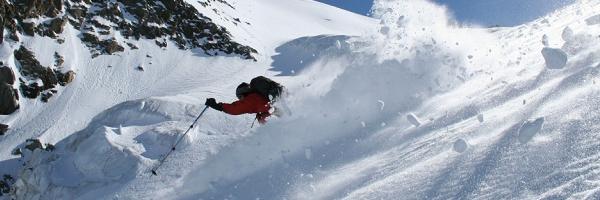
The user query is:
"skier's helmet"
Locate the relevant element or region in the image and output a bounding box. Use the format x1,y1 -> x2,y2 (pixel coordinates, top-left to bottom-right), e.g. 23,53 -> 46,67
236,82 -> 252,99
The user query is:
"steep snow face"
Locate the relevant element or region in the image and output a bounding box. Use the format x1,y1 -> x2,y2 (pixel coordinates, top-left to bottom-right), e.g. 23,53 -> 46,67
283,1 -> 600,200
4,0 -> 600,200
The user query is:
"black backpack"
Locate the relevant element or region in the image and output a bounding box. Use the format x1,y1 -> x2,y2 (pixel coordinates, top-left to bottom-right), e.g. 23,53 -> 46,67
250,76 -> 283,102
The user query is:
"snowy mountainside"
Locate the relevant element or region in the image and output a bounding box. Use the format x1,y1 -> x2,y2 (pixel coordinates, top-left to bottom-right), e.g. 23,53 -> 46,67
2,0 -> 600,200
0,0 -> 376,199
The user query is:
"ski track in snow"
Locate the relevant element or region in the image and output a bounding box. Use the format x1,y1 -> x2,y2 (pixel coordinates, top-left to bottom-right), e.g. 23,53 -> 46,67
2,0 -> 600,199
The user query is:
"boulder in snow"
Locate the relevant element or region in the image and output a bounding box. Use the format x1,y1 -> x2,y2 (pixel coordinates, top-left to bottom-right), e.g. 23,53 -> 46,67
541,47 -> 568,69
518,117 -> 544,144
407,113 -> 421,127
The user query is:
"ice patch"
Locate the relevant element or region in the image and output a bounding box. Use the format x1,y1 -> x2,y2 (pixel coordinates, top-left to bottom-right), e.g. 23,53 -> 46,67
541,47 -> 568,69
518,117 -> 544,144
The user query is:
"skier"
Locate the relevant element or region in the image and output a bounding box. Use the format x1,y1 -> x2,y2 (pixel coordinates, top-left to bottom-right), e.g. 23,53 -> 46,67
204,76 -> 283,124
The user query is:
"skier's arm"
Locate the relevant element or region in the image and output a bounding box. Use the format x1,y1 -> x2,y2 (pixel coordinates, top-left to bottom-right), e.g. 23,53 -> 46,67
221,98 -> 256,115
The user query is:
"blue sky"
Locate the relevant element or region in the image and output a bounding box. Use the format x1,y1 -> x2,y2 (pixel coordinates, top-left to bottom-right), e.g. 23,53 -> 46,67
316,0 -> 575,26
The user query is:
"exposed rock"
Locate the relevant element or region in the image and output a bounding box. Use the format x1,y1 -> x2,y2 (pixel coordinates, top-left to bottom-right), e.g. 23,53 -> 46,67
67,6 -> 87,20
0,66 -> 15,85
11,138 -> 56,155
0,1 -> 21,44
103,39 -> 124,54
13,46 -> 74,102
81,32 -> 100,44
40,92 -> 53,102
155,40 -> 167,48
0,123 -> 8,135
57,70 -> 75,86
54,52 -> 64,67
0,174 -> 14,196
0,83 -> 19,115
80,33 -> 124,56
24,139 -> 43,152
2,0 -> 257,60
83,0 -> 256,59
20,81 -> 41,99
48,17 -> 66,36
126,42 -> 138,50
136,65 -> 144,71
15,46 -> 58,90
21,22 -> 36,36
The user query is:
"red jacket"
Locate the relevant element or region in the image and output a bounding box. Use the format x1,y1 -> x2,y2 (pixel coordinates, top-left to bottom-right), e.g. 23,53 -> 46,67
221,93 -> 271,123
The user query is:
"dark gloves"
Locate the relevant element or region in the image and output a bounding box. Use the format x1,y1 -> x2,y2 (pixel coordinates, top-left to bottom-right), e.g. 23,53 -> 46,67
205,98 -> 223,111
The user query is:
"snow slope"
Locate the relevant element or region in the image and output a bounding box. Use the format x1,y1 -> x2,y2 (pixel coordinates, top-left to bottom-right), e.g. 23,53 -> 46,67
3,0 -> 600,199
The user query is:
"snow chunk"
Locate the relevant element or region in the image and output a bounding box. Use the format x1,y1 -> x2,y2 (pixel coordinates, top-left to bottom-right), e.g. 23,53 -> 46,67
518,117 -> 544,144
377,100 -> 385,111
585,14 -> 600,25
541,47 -> 568,69
406,113 -> 421,127
453,139 -> 468,153
542,34 -> 549,46
305,148 -> 312,160
380,26 -> 390,35
561,27 -> 573,41
477,114 -> 484,123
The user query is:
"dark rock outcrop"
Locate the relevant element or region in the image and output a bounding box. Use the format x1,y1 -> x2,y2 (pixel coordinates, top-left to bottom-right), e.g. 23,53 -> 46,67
14,46 -> 73,101
15,46 -> 58,91
0,83 -> 19,115
1,0 -> 257,60
54,52 -> 64,67
0,174 -> 14,196
0,66 -> 15,85
57,70 -> 75,85
0,123 -> 7,135
12,139 -> 55,156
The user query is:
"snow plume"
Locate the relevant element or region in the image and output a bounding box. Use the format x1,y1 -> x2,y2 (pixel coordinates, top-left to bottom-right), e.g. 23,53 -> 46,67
174,1 -> 495,199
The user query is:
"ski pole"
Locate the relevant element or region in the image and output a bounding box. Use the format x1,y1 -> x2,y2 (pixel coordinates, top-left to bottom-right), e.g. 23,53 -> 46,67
251,116 -> 257,128
151,105 -> 209,176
